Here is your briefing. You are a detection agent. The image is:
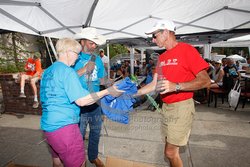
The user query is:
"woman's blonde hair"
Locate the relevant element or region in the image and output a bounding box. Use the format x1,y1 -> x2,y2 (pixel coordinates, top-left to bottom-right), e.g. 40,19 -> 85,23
56,38 -> 82,56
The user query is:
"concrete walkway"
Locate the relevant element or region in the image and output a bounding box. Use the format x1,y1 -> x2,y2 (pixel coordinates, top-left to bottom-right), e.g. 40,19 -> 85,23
0,101 -> 250,167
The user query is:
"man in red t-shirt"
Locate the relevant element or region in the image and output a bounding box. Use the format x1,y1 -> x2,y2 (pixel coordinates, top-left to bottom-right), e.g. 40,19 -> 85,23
135,20 -> 210,167
19,52 -> 43,108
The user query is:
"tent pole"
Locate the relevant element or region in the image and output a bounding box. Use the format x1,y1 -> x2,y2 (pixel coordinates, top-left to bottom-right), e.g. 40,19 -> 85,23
107,43 -> 110,79
203,44 -> 211,59
48,37 -> 58,60
85,0 -> 99,26
130,47 -> 135,75
43,37 -> 53,64
248,46 -> 250,58
140,48 -> 145,63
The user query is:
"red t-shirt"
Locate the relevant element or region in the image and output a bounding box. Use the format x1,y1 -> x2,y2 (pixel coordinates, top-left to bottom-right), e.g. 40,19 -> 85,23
156,42 -> 209,104
25,58 -> 43,77
25,58 -> 36,76
34,59 -> 43,77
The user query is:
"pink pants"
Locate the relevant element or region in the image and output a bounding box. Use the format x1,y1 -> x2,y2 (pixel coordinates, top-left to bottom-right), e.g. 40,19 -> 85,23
44,124 -> 85,167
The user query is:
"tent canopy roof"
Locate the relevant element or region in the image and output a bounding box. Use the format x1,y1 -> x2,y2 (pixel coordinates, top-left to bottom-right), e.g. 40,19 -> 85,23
0,0 -> 250,46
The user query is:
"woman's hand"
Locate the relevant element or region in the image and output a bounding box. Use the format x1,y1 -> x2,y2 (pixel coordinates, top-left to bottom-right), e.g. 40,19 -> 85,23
107,85 -> 125,97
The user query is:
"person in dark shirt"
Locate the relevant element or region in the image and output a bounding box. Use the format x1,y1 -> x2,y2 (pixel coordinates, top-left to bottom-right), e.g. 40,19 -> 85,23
223,58 -> 241,91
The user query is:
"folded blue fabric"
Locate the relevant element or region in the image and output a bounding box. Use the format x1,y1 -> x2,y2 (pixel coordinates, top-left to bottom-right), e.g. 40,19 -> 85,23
101,77 -> 137,124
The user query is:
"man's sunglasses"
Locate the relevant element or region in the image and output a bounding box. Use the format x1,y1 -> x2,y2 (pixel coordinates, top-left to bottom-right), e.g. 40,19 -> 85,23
152,30 -> 163,39
152,33 -> 157,39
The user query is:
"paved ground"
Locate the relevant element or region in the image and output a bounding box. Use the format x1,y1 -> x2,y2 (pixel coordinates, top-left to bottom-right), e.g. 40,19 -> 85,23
0,99 -> 250,167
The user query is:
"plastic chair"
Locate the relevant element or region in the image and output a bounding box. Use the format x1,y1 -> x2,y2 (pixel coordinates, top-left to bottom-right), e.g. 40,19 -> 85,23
208,88 -> 228,107
235,78 -> 250,110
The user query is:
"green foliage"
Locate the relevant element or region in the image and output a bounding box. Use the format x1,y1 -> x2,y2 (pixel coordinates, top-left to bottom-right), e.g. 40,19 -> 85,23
104,44 -> 128,59
0,32 -> 39,73
0,58 -> 25,73
212,47 -> 249,57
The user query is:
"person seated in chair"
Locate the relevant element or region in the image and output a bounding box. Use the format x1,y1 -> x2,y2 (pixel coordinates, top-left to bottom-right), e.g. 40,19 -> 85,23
205,60 -> 225,103
223,58 -> 241,91
205,58 -> 215,80
210,60 -> 224,89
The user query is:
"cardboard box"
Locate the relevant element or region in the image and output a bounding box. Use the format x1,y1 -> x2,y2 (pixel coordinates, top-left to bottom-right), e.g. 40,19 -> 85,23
106,156 -> 155,167
6,157 -> 155,167
6,162 -> 39,167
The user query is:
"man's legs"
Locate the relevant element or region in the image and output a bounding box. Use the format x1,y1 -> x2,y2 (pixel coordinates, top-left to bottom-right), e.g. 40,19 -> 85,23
161,99 -> 195,167
30,77 -> 39,108
19,74 -> 30,97
84,106 -> 104,167
165,142 -> 183,167
79,108 -> 97,166
79,111 -> 89,140
88,107 -> 102,160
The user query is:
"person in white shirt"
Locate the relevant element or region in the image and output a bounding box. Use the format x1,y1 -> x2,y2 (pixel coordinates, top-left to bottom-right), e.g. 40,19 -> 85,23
210,60 -> 224,88
99,49 -> 109,72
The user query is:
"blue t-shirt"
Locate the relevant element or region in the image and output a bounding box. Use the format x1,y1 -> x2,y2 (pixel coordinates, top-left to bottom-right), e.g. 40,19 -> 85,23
40,61 -> 89,132
73,52 -> 106,92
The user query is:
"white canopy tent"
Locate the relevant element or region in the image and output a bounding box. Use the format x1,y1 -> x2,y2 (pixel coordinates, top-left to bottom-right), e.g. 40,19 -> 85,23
1,0 -> 250,76
211,34 -> 250,58
0,0 -> 250,41
227,54 -> 245,59
228,34 -> 250,42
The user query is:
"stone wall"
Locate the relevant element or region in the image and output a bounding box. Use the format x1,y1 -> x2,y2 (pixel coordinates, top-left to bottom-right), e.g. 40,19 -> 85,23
0,73 -> 42,115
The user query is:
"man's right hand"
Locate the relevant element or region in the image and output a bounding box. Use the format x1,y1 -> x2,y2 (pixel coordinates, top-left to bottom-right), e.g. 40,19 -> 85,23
85,61 -> 95,74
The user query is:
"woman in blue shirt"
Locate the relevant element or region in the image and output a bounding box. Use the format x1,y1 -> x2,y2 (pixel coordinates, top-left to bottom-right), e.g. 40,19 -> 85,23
40,38 -> 122,167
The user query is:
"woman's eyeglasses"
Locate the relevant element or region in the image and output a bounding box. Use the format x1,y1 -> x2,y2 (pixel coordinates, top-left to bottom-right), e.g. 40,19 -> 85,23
70,50 -> 79,55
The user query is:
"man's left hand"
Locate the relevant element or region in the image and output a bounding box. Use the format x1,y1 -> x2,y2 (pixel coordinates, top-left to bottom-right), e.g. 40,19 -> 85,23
156,80 -> 176,94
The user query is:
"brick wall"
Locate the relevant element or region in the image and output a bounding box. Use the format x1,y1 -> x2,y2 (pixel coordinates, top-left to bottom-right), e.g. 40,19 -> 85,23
0,73 -> 42,115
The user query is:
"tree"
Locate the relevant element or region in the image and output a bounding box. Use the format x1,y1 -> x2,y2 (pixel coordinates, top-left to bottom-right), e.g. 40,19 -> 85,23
104,44 -> 129,59
0,32 -> 32,72
212,47 -> 249,57
0,32 -> 46,73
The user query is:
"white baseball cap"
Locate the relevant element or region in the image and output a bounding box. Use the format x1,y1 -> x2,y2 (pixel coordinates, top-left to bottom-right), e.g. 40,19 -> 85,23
74,27 -> 106,45
215,59 -> 222,64
145,19 -> 176,35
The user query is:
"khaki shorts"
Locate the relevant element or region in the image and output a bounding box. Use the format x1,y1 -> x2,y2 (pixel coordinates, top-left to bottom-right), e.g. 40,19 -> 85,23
161,98 -> 195,146
22,74 -> 40,83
